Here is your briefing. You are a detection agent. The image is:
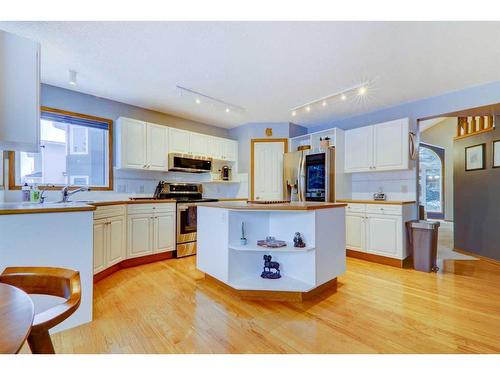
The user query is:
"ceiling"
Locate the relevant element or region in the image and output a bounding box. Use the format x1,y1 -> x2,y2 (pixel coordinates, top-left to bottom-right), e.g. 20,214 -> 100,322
1,21 -> 500,129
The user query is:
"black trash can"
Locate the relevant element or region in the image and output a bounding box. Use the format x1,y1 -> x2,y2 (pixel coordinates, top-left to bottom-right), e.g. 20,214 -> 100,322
406,220 -> 440,272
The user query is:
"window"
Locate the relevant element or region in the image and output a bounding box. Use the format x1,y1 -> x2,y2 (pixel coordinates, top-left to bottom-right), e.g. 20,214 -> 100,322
9,107 -> 113,190
419,144 -> 444,218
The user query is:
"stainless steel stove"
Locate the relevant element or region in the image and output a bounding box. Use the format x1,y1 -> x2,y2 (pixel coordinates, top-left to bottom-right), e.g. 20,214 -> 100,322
153,182 -> 217,258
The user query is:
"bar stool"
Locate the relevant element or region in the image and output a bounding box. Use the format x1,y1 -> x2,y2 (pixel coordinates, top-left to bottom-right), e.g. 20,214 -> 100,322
0,267 -> 81,354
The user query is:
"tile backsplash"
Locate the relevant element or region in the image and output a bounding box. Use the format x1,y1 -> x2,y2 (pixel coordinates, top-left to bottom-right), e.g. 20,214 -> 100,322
350,169 -> 417,201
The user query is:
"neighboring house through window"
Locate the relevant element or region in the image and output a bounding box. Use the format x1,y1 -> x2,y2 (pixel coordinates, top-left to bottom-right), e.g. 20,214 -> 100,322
9,107 -> 113,190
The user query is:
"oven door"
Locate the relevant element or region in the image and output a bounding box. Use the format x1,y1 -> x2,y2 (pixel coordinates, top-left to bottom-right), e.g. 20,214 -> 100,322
304,152 -> 326,201
177,203 -> 197,244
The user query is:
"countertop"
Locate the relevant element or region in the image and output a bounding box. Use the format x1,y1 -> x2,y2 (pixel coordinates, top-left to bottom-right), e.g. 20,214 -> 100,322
336,199 -> 417,205
90,199 -> 176,206
0,202 -> 97,215
197,201 -> 347,211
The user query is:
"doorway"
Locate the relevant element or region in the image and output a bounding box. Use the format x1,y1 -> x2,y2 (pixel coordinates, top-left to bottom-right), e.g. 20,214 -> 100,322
250,138 -> 288,201
419,143 -> 445,220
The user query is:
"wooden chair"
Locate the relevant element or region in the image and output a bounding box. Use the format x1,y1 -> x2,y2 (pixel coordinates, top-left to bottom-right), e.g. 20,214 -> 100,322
0,267 -> 81,354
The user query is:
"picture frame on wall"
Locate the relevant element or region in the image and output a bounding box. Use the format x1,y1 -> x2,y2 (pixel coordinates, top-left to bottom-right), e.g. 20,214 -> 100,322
493,140 -> 500,168
465,143 -> 486,171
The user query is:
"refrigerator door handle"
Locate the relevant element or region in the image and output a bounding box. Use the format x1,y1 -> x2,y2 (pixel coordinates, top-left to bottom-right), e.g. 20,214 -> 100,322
299,153 -> 306,202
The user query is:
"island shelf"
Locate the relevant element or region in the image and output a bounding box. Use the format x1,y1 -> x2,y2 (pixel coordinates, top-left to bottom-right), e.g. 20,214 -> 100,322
197,203 -> 346,301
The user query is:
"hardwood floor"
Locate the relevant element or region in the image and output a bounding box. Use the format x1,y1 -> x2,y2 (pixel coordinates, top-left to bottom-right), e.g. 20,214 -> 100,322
29,255 -> 500,353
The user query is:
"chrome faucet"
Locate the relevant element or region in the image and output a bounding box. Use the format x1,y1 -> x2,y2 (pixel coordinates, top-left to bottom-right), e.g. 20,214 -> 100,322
59,186 -> 91,203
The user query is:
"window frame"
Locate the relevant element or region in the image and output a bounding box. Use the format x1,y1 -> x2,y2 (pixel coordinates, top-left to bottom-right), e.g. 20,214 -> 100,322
9,106 -> 114,191
418,142 -> 445,219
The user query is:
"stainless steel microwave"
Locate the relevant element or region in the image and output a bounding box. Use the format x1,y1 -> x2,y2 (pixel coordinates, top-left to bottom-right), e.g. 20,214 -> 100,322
168,153 -> 212,173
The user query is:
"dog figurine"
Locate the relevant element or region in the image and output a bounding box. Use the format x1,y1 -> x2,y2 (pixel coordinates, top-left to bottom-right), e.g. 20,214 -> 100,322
261,255 -> 281,279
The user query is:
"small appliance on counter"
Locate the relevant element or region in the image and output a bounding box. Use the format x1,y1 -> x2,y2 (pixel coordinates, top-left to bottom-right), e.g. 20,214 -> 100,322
373,189 -> 387,201
218,165 -> 232,181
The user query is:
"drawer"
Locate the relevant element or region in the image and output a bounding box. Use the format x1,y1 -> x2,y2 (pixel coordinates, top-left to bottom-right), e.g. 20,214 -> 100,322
127,203 -> 176,215
94,205 -> 126,220
346,203 -> 366,213
366,204 -> 402,215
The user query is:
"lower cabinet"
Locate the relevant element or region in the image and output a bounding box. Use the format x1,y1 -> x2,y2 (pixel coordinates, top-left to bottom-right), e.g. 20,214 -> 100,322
93,214 -> 126,275
365,214 -> 402,258
127,203 -> 176,259
345,213 -> 365,251
93,203 -> 175,276
345,203 -> 415,260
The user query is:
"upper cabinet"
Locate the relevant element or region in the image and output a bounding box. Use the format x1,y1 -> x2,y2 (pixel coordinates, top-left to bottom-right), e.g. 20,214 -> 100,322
116,117 -> 238,171
0,30 -> 41,152
116,117 -> 168,171
344,118 -> 409,173
168,128 -> 190,154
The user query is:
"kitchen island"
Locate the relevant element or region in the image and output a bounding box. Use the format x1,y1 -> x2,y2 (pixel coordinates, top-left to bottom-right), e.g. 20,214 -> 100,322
0,202 -> 95,333
196,201 -> 347,301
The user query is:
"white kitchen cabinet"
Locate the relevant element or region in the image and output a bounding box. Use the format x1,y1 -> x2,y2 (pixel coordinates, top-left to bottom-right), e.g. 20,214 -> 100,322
154,212 -> 175,253
344,118 -> 409,173
365,214 -> 402,257
107,216 -> 126,266
116,117 -> 147,169
345,213 -> 366,251
345,202 -> 416,261
93,219 -> 107,274
127,203 -> 176,258
147,123 -> 168,170
127,214 -> 154,259
225,139 -> 238,162
0,30 -> 41,152
207,136 -> 223,159
116,118 -> 168,171
93,206 -> 126,275
344,126 -> 373,173
190,132 -> 208,156
373,118 -> 409,171
169,128 -> 191,154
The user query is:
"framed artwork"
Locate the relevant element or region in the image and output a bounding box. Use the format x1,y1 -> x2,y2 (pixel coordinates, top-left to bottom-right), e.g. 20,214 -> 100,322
465,143 -> 486,171
493,140 -> 500,168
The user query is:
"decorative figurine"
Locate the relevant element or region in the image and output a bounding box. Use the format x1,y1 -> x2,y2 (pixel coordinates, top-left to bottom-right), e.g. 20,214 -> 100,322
261,255 -> 281,279
257,236 -> 287,248
293,232 -> 306,248
240,222 -> 247,246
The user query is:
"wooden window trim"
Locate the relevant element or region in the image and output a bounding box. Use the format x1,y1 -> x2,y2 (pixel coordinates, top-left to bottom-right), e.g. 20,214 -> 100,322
9,106 -> 114,191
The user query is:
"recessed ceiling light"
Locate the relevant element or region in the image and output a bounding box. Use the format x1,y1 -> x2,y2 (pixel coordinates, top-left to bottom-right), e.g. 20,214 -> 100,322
322,101 -> 327,107
292,111 -> 296,117
358,86 -> 367,95
306,106 -> 311,112
225,108 -> 230,113
68,70 -> 77,86
195,98 -> 201,104
340,94 -> 347,101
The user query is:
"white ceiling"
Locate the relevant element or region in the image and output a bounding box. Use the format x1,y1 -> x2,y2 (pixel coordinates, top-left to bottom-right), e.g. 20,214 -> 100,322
1,21 -> 500,129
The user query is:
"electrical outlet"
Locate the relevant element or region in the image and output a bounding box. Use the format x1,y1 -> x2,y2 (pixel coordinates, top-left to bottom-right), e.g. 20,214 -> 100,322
401,184 -> 408,193
139,185 -> 145,193
118,184 -> 126,193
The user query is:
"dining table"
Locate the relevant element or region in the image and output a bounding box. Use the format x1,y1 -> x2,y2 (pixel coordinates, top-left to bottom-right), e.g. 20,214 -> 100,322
0,282 -> 34,354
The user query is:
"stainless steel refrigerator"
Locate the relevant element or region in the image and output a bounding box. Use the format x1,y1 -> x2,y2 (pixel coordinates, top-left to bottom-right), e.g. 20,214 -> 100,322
284,147 -> 335,202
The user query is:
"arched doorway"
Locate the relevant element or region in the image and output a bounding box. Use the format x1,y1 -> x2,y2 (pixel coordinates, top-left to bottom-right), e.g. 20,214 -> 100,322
419,143 -> 445,219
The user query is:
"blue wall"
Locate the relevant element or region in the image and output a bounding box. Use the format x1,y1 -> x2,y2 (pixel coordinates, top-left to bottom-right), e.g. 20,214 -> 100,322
309,80 -> 500,132
41,84 -> 229,138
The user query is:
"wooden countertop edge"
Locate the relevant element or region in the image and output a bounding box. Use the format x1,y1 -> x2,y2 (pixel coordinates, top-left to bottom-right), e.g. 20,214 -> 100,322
90,199 -> 177,206
336,199 -> 417,205
0,206 -> 96,215
198,203 -> 348,211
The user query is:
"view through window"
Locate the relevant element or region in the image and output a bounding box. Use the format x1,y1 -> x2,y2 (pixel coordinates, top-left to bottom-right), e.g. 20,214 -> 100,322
14,109 -> 111,188
419,145 -> 443,214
